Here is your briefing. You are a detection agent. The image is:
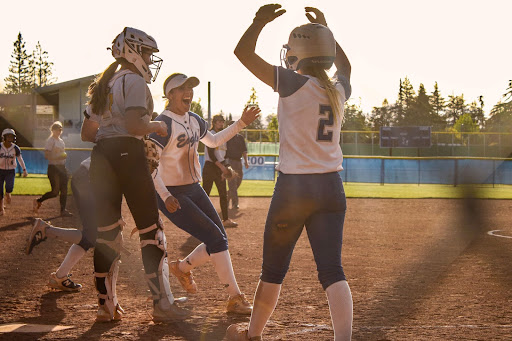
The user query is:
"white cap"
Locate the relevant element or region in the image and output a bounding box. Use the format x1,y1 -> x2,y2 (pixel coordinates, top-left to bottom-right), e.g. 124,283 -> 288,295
164,73 -> 200,97
2,128 -> 16,137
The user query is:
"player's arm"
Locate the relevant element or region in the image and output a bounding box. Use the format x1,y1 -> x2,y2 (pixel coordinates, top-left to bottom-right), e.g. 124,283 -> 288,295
125,109 -> 167,137
15,147 -> 27,177
234,4 -> 286,88
201,106 -> 260,148
305,7 -> 351,82
81,117 -> 99,142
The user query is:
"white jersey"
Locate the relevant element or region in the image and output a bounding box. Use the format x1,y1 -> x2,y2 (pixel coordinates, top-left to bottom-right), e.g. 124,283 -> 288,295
45,136 -> 66,166
0,142 -> 25,170
95,70 -> 153,140
274,66 -> 351,174
204,129 -> 227,164
149,110 -> 247,201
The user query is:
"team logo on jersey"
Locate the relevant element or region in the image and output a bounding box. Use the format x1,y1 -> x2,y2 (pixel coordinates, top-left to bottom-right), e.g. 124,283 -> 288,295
177,132 -> 199,148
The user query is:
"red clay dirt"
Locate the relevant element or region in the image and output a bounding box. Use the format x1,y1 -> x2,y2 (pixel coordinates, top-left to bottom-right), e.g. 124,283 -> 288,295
0,196 -> 511,340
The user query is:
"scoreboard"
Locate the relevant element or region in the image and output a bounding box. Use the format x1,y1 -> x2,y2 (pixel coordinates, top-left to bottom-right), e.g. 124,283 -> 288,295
380,126 -> 432,148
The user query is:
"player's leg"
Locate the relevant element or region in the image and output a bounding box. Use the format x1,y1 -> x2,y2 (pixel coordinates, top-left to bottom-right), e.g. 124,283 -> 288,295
4,169 -> 15,205
243,173 -> 309,339
50,165 -> 95,290
35,165 -> 60,212
57,165 -> 70,216
202,161 -> 216,196
213,168 -> 237,227
305,172 -> 352,341
0,170 -> 6,214
90,144 -> 125,321
230,159 -> 243,208
119,138 -> 189,321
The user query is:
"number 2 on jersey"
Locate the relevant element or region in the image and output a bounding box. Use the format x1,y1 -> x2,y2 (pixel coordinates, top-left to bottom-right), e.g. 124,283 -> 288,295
317,105 -> 334,142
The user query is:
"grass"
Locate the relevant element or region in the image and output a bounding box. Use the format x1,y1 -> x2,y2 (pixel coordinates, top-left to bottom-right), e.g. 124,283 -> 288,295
10,175 -> 512,199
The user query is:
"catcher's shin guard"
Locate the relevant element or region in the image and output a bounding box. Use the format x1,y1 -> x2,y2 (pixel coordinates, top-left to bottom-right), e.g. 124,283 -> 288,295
94,219 -> 126,320
139,223 -> 175,307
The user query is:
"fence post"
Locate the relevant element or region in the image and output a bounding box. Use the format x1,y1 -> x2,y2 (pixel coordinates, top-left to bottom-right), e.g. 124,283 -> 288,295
454,159 -> 458,187
380,158 -> 385,186
483,133 -> 486,157
355,132 -> 358,155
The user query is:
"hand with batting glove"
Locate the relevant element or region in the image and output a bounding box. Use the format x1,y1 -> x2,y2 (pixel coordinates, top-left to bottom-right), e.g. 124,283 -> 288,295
253,4 -> 286,25
305,7 -> 328,26
165,195 -> 181,213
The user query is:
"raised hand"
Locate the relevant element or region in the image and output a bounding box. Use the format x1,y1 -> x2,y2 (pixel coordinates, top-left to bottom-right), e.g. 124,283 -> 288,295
305,7 -> 327,26
240,105 -> 261,126
254,4 -> 286,24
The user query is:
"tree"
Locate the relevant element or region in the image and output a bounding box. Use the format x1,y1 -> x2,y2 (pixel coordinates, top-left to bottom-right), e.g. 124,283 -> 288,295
342,101 -> 368,131
445,94 -> 467,126
429,82 -> 446,130
190,98 -> 203,118
410,83 -> 431,125
453,113 -> 479,145
467,96 -> 485,129
244,87 -> 263,131
3,32 -> 32,94
266,114 -> 279,142
369,99 -> 393,130
394,77 -> 415,125
31,41 -> 55,87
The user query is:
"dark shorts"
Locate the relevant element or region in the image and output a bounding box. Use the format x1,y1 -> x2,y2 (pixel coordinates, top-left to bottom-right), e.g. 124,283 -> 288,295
261,171 -> 347,290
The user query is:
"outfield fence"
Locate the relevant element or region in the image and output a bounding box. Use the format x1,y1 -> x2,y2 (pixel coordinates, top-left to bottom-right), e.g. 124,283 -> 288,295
19,148 -> 512,186
245,130 -> 512,158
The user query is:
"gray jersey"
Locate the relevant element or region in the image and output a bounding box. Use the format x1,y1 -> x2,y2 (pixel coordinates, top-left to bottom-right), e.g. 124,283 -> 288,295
95,70 -> 153,140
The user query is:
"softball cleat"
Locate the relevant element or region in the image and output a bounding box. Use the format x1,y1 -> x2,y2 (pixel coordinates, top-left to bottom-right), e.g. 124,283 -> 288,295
169,260 -> 197,294
48,272 -> 82,292
26,218 -> 48,255
226,293 -> 253,315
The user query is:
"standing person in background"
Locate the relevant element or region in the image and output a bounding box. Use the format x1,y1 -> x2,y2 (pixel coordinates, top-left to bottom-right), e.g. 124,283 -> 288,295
225,122 -> 249,210
227,5 -> 353,340
26,156 -> 96,292
202,115 -> 238,227
150,73 -> 260,315
0,128 -> 28,215
33,121 -> 72,217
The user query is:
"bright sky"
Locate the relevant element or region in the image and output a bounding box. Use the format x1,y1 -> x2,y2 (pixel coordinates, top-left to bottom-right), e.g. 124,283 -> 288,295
0,0 -> 510,121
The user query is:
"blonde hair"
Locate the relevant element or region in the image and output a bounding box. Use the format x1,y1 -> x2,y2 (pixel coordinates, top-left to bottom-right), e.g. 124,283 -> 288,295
87,60 -> 121,113
50,121 -> 63,131
301,65 -> 343,123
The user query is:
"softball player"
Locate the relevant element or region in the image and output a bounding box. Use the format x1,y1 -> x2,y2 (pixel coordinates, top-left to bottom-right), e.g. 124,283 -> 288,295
227,5 -> 353,340
149,73 -> 260,315
33,121 -> 72,217
26,157 -> 96,292
83,27 -> 189,323
0,128 -> 27,215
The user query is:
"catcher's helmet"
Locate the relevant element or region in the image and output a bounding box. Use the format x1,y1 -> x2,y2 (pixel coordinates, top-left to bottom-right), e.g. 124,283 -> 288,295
280,23 -> 335,71
2,128 -> 16,142
111,27 -> 163,83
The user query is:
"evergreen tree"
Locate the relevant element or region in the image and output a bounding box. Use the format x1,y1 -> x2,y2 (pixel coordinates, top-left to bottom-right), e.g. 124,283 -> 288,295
190,98 -> 203,117
467,96 -> 485,129
31,41 -> 55,87
445,94 -> 467,126
369,99 -> 393,130
429,82 -> 447,130
244,87 -> 263,130
410,83 -> 431,125
266,114 -> 279,142
342,101 -> 368,131
394,77 -> 415,125
3,32 -> 32,94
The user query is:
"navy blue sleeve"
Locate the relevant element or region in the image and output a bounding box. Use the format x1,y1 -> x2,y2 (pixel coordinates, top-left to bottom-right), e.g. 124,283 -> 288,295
335,72 -> 352,100
274,66 -> 309,98
189,112 -> 208,139
149,115 -> 173,149
14,145 -> 21,156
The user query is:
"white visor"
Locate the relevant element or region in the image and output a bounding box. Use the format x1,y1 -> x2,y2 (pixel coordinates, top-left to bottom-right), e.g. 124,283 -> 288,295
165,74 -> 200,97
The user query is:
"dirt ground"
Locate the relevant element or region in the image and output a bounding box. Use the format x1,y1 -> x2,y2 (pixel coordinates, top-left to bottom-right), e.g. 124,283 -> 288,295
0,195 -> 511,340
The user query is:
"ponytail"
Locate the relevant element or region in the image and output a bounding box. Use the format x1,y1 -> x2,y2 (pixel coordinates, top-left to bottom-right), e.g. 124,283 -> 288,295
301,65 -> 343,123
87,61 -> 121,113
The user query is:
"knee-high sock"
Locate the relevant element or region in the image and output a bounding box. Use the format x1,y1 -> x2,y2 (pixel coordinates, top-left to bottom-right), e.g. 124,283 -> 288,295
248,280 -> 281,339
326,280 -> 353,341
46,226 -> 82,244
210,250 -> 241,297
178,243 -> 210,273
56,244 -> 87,278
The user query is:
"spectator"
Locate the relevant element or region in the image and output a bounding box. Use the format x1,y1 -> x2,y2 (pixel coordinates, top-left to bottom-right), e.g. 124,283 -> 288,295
225,121 -> 249,210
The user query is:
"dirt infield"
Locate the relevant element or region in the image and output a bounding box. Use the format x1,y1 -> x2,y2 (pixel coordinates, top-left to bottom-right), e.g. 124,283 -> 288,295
0,196 -> 511,340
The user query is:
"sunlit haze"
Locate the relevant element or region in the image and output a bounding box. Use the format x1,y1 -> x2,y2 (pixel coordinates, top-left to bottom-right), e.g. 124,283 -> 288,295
1,0 -> 510,120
